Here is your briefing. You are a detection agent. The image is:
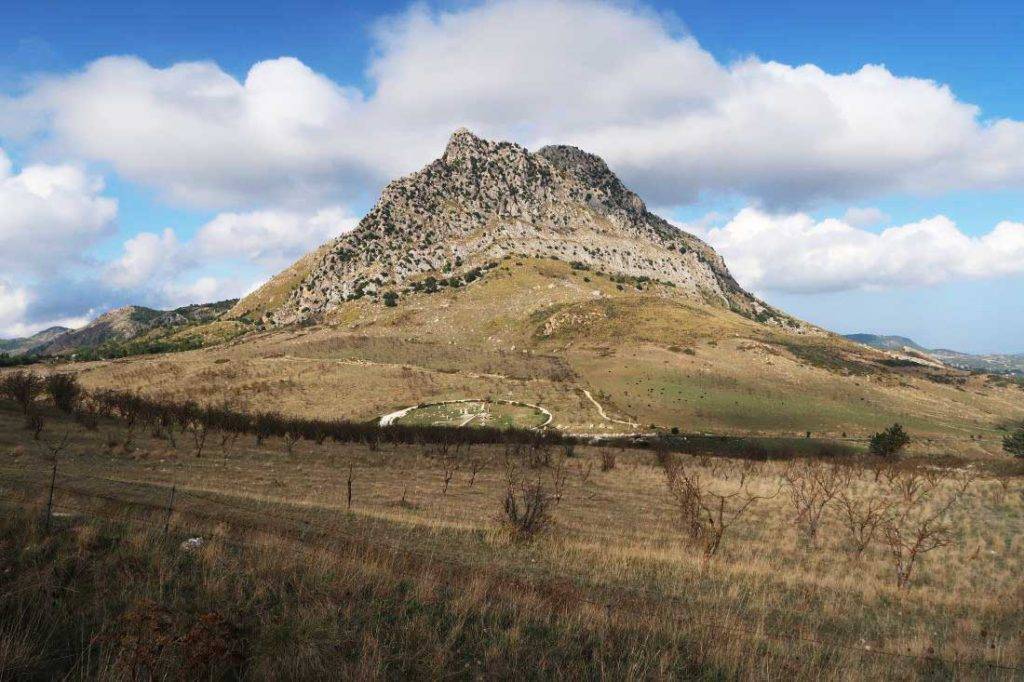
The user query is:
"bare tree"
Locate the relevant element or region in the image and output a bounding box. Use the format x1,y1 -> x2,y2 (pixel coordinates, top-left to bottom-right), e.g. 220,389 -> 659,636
501,457 -> 561,542
661,453 -> 772,561
440,454 -> 458,494
882,471 -> 974,588
600,450 -> 617,472
782,461 -> 850,541
1,370 -> 41,415
467,456 -> 487,486
835,488 -> 891,556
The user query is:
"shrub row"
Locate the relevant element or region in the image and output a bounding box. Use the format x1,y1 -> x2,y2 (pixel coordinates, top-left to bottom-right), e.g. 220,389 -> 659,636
81,385 -> 570,450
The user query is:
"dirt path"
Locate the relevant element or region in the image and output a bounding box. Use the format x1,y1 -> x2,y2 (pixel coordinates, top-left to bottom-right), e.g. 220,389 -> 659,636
581,389 -> 638,428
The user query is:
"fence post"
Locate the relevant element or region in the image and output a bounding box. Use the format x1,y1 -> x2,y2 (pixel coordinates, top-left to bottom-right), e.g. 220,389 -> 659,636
44,461 -> 57,532
347,465 -> 353,510
164,485 -> 176,536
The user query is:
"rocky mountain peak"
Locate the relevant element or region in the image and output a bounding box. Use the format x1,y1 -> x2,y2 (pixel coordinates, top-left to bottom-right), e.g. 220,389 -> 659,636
238,128 -> 780,327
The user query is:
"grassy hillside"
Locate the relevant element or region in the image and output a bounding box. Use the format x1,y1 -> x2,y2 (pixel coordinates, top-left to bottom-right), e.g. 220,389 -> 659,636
51,258 -> 1024,457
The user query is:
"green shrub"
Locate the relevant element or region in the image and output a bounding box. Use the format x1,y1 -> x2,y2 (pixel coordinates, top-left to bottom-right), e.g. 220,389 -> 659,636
46,373 -> 82,413
869,423 -> 911,458
1004,427 -> 1024,458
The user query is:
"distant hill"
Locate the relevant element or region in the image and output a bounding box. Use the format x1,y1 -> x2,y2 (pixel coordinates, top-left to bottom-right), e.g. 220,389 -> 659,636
0,327 -> 72,357
0,300 -> 243,360
843,334 -> 927,352
844,334 -> 1024,375
929,349 -> 1024,375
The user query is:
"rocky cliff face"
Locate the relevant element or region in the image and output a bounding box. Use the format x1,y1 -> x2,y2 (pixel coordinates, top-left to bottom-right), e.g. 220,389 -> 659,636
242,129 -> 777,325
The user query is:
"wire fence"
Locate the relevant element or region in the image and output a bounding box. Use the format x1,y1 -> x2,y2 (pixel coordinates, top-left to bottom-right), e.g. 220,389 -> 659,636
1,467 -> 1022,677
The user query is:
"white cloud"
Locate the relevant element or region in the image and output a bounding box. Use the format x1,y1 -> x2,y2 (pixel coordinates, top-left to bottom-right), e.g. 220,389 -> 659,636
0,281 -> 30,337
103,205 -> 356,302
4,0 -> 1024,209
161,276 -> 244,309
0,148 -> 117,274
841,207 -> 889,229
105,228 -> 183,289
698,208 -> 1024,294
194,206 -> 356,268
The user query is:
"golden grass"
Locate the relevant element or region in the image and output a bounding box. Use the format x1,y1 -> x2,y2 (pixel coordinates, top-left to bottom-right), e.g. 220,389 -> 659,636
1,400 -> 1022,679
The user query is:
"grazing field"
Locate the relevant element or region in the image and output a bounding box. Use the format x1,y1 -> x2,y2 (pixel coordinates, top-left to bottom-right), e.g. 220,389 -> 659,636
1,391 -> 1022,679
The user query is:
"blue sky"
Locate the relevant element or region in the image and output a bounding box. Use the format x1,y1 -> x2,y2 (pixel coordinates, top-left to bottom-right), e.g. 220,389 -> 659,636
1,0 -> 1022,353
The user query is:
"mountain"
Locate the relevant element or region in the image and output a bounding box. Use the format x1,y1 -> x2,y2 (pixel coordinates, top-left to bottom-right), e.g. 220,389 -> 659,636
929,349 -> 1024,375
844,334 -> 1024,375
0,327 -> 72,356
59,130 -> 1024,448
36,300 -> 240,357
233,128 -> 788,327
843,334 -> 927,353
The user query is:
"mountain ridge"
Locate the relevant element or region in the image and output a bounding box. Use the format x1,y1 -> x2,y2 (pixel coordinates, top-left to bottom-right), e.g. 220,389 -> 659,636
844,333 -> 1024,375
2,300 -> 241,358
232,128 -> 791,328
0,327 -> 72,357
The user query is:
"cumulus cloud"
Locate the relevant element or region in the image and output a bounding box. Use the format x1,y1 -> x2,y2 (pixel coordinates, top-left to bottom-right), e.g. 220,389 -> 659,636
103,205 -> 356,303
0,281 -> 30,337
105,228 -> 183,289
840,207 -> 889,229
5,0 -> 1024,209
0,148 -> 117,274
698,208 -> 1024,294
193,206 -> 356,268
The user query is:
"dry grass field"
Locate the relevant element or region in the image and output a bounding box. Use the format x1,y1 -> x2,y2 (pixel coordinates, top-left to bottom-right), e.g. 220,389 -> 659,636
1,391 -> 1022,679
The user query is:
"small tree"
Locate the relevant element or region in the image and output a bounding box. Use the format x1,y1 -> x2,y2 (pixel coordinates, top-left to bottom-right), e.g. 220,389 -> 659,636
869,423 -> 911,458
382,291 -> 399,307
1003,427 -> 1024,458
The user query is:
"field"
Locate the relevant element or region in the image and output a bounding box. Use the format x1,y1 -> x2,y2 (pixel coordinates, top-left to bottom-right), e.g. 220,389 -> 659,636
1,393 -> 1023,679
5,257 -> 1024,679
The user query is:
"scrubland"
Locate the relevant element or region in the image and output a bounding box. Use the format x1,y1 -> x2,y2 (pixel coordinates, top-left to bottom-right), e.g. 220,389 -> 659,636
1,384 -> 1022,680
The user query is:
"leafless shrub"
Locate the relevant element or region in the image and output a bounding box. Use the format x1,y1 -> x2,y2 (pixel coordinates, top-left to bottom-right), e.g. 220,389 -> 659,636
782,461 -> 850,541
440,454 -> 458,494
527,439 -> 552,468
501,458 -> 560,542
600,450 -> 617,472
882,471 -> 975,588
660,453 -> 771,560
577,459 -> 594,485
550,456 -> 568,505
835,488 -> 891,556
467,456 -> 486,486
